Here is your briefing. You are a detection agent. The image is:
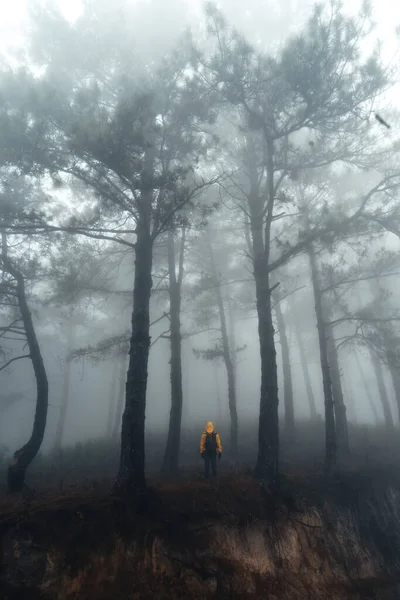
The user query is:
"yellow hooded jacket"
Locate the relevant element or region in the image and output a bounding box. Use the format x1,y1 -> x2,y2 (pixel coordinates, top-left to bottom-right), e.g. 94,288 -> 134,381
200,422 -> 222,454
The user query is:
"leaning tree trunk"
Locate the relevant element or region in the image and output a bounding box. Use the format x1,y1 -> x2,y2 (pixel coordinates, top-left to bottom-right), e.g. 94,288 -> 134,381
207,231 -> 238,458
274,297 -> 295,441
2,252 -> 48,493
354,351 -> 380,424
292,312 -> 317,420
308,244 -> 336,474
325,320 -> 349,458
114,143 -> 154,495
112,351 -> 128,439
54,324 -> 76,450
162,229 -> 184,475
369,349 -> 394,432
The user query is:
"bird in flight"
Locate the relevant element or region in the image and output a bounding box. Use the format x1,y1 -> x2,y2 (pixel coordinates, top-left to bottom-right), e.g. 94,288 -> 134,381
375,113 -> 391,129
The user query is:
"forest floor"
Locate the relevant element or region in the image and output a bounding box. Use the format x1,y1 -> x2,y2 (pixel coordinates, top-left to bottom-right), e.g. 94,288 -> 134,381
1,465 -> 400,598
2,422 -> 400,598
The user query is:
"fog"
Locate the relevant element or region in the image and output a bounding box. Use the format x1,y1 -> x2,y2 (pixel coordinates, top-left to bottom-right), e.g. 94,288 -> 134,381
1,0 -> 400,497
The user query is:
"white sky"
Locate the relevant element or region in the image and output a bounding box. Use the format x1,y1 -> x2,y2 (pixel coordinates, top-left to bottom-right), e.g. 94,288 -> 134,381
1,0 -> 399,54
0,0 -> 399,121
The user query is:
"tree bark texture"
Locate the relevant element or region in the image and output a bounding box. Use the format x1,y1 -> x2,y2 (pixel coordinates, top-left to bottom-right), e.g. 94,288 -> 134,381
247,135 -> 279,486
114,143 -> 154,495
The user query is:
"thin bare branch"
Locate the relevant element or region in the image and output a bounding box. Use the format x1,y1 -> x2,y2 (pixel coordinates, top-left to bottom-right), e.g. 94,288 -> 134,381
0,354 -> 31,372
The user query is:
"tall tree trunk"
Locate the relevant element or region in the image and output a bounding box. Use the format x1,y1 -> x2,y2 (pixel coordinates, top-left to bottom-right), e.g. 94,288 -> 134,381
106,358 -> 118,436
54,356 -> 71,450
162,229 -> 185,474
213,365 -> 222,422
112,351 -> 128,439
2,238 -> 49,493
308,243 -> 336,473
253,259 -> 278,483
369,349 -> 394,432
54,324 -> 76,450
227,293 -> 237,388
207,230 -> 238,458
388,362 -> 400,424
274,297 -> 295,441
246,136 -> 279,486
366,280 -> 395,429
114,142 -> 154,496
55,358 -> 71,449
183,338 -> 191,422
354,352 -> 379,424
291,309 -> 317,420
382,331 -> 400,425
325,320 -> 349,457
341,372 -> 357,424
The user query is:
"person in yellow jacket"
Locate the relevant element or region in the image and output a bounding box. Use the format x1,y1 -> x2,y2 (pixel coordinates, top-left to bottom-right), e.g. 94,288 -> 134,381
200,422 -> 222,478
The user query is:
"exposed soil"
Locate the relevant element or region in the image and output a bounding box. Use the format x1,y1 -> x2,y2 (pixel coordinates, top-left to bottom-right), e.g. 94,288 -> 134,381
1,468 -> 400,599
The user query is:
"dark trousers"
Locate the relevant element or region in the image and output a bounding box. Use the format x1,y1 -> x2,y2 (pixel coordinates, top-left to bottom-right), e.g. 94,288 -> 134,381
204,453 -> 217,478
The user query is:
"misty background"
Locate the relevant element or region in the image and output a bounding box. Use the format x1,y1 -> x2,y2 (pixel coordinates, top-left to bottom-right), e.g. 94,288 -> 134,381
1,0 -> 400,487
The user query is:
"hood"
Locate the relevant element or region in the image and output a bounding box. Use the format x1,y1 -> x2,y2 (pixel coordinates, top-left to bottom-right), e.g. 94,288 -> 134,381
206,422 -> 214,433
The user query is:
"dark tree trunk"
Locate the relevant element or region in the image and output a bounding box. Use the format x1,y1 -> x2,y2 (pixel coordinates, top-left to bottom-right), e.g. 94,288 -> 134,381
246,136 -> 280,486
291,311 -> 317,420
207,231 -> 238,458
114,143 -> 154,495
308,244 -> 336,474
106,358 -> 118,436
325,320 -> 349,457
162,229 -> 185,475
369,349 -> 394,432
354,352 -> 379,424
253,251 -> 279,483
112,352 -> 128,439
274,298 -> 295,441
2,250 -> 48,493
54,325 -> 75,450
